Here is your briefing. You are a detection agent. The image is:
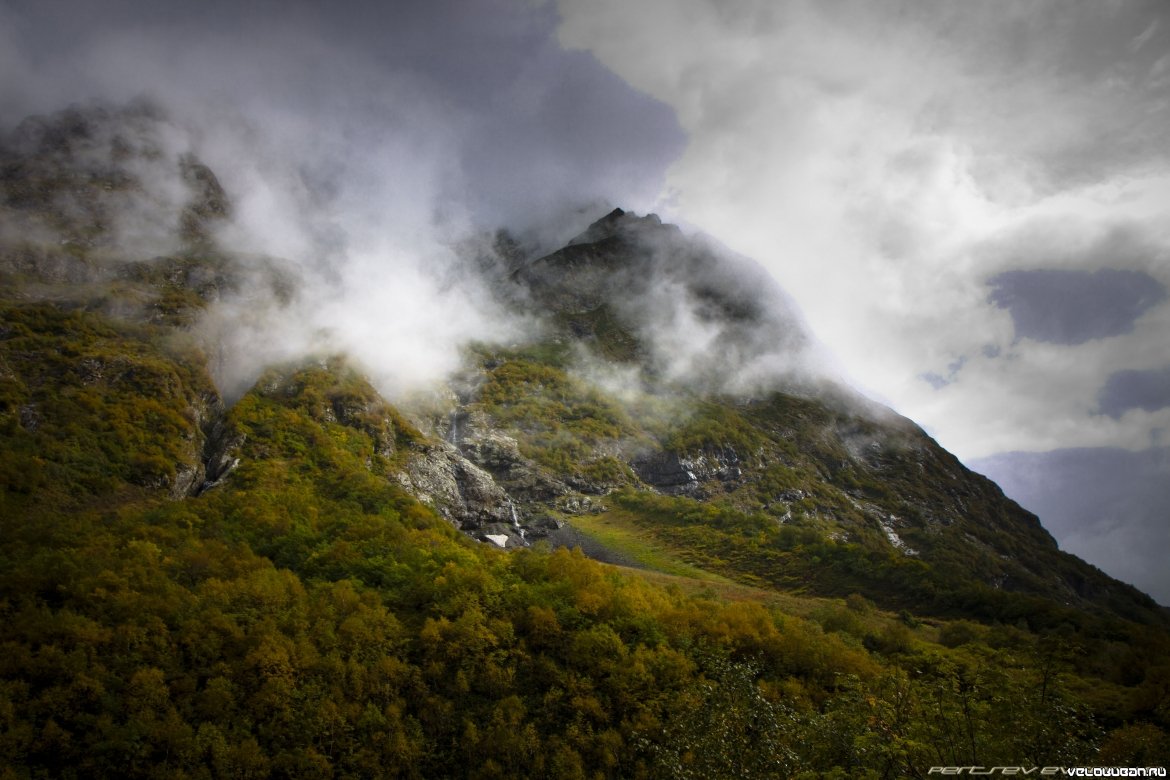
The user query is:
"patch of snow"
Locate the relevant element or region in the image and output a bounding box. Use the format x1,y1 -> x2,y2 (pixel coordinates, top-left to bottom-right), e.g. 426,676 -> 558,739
484,534 -> 509,548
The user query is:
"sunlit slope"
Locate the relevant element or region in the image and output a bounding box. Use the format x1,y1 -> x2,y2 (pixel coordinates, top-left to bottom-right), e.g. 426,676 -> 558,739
495,208 -> 1160,624
3,104 -> 1169,774
2,302 -> 1167,774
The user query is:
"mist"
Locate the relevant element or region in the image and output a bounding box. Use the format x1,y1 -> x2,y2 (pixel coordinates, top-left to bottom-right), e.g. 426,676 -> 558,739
0,0 -> 688,403
507,207 -> 844,409
0,97 -> 521,403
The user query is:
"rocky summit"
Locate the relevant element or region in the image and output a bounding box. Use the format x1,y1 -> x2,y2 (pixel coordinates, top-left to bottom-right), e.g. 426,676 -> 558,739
2,105 -> 1168,776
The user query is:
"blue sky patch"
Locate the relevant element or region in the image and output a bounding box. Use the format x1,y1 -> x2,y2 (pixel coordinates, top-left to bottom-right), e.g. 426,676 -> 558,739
1099,366 -> 1170,418
988,268 -> 1165,345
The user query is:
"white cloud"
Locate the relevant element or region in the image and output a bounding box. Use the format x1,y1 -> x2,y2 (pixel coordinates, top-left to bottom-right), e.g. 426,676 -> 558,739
0,0 -> 687,406
0,4 -> 527,404
187,105 -> 524,401
556,0 -> 1170,460
1131,18 -> 1160,51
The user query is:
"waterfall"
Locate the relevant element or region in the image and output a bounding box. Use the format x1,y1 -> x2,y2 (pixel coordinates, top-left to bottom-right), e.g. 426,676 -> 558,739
447,411 -> 459,444
509,500 -> 526,542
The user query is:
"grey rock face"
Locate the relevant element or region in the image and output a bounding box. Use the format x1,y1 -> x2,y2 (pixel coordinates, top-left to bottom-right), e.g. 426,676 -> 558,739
171,464 -> 204,499
18,403 -> 39,432
395,442 -> 513,531
198,422 -> 243,494
452,410 -> 570,502
395,403 -> 577,548
632,447 -> 745,496
195,396 -> 243,496
178,154 -> 230,244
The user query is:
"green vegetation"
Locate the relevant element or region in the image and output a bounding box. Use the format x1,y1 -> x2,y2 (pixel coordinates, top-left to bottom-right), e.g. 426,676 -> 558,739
2,300 -> 1167,777
5,105 -> 1166,774
663,400 -> 769,456
552,304 -> 642,363
0,303 -> 215,500
471,355 -> 641,479
471,350 -> 1165,624
568,511 -> 736,582
2,210 -> 1168,775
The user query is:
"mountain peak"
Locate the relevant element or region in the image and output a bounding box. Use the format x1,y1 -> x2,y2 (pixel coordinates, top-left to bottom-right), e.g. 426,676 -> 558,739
513,206 -> 818,393
567,206 -> 666,247
3,105 -> 1169,775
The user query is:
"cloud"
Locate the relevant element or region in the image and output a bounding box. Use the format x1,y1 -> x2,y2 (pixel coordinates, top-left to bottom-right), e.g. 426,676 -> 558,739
555,0 -> 1170,460
1131,18 -> 1160,51
0,0 -> 686,400
516,209 -> 833,398
0,0 -> 684,236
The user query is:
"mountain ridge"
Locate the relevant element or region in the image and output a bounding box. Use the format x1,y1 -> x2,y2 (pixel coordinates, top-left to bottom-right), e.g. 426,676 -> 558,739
2,103 -> 1168,774
0,104 -> 1161,620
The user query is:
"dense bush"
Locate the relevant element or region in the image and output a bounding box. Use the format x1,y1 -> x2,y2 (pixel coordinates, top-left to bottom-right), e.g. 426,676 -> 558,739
2,302 -> 1168,776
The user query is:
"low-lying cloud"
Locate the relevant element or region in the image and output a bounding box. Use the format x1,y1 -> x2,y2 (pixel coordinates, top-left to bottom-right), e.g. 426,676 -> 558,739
0,98 -> 523,402
515,209 -> 837,398
0,0 -> 687,402
556,0 -> 1170,460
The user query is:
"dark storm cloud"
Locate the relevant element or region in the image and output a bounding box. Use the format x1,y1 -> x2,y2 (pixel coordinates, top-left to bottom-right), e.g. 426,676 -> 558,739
0,0 -> 684,231
987,268 -> 1165,345
971,447 -> 1170,605
1099,366 -> 1170,418
0,0 -> 687,400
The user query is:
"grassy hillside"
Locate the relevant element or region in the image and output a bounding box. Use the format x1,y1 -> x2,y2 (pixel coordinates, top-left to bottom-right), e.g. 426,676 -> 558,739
464,348 -> 1166,626
3,298 -> 1168,777
1,107 -> 1167,775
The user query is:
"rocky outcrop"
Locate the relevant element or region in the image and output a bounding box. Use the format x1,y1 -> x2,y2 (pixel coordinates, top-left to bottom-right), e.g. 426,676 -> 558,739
394,441 -> 569,548
458,430 -> 568,502
196,413 -> 244,495
178,154 -> 230,245
632,447 -> 745,496
394,442 -> 513,531
456,413 -> 569,502
325,392 -> 400,460
395,401 -> 582,548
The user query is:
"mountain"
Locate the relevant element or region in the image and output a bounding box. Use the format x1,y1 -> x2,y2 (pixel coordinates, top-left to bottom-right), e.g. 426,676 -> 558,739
970,447 -> 1170,606
2,104 -> 1168,776
458,208 -> 1162,624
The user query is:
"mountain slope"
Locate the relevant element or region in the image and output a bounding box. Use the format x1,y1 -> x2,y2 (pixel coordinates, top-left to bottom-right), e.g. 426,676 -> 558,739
2,104 -> 1169,775
971,447 -> 1170,606
436,209 -> 1164,628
